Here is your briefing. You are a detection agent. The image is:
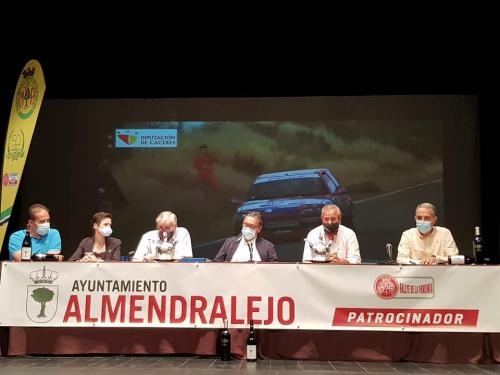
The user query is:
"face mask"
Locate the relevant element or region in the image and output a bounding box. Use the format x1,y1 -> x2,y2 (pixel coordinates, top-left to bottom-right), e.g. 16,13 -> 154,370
242,227 -> 257,241
98,226 -> 113,237
36,222 -> 50,236
416,220 -> 433,234
323,223 -> 339,234
163,231 -> 174,241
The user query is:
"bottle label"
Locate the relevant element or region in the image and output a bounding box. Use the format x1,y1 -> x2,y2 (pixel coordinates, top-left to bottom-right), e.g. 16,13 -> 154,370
247,345 -> 256,360
21,246 -> 32,261
220,338 -> 229,345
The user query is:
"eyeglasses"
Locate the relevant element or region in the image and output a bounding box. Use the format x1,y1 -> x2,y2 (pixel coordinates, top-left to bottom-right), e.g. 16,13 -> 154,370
242,223 -> 260,231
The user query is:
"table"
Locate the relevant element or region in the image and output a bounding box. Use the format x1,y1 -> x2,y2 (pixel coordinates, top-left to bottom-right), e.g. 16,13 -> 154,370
2,262 -> 499,362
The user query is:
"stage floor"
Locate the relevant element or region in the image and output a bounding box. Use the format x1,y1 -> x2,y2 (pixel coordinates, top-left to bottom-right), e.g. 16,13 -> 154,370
1,356 -> 500,375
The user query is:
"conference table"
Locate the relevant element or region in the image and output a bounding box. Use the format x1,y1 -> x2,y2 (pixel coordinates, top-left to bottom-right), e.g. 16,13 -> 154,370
1,261 -> 500,363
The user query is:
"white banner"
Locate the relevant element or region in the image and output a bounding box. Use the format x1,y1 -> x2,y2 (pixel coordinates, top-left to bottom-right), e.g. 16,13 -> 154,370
0,262 -> 497,332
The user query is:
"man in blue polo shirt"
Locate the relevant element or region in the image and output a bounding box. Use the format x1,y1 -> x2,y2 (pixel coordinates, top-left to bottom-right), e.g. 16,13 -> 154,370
8,203 -> 62,261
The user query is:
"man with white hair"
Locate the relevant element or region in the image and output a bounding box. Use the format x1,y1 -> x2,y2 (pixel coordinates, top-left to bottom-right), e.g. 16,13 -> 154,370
132,211 -> 192,261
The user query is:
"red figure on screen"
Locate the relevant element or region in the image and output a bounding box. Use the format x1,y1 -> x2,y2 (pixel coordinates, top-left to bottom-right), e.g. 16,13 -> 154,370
193,144 -> 220,192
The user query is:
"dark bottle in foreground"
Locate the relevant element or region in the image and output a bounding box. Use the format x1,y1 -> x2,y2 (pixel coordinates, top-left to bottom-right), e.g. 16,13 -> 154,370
219,319 -> 231,361
21,226 -> 32,261
473,226 -> 484,264
246,320 -> 257,362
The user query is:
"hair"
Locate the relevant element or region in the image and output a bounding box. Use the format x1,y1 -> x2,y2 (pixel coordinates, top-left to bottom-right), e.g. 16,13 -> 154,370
92,212 -> 112,227
321,204 -> 342,218
28,204 -> 50,220
244,211 -> 263,226
416,202 -> 437,216
156,211 -> 177,226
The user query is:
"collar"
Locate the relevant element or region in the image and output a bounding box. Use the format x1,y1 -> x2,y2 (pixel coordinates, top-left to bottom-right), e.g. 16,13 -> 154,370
417,227 -> 435,239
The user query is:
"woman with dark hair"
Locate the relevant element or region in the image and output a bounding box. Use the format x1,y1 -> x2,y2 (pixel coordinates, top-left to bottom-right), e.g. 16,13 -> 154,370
68,212 -> 121,262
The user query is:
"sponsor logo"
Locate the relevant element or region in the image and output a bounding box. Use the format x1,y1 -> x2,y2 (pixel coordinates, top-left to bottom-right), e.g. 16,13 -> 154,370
118,134 -> 137,145
16,66 -> 39,120
26,266 -> 59,323
374,274 -> 434,299
332,308 -> 479,328
115,129 -> 178,148
6,129 -> 25,161
374,275 -> 398,299
2,172 -> 19,186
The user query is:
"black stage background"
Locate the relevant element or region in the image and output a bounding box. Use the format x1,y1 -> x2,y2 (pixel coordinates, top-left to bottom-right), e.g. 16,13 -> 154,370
0,47 -> 496,262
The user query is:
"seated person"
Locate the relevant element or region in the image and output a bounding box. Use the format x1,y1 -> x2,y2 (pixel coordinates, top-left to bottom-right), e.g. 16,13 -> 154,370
68,212 -> 121,262
8,203 -> 62,261
132,211 -> 192,261
214,211 -> 278,262
397,202 -> 459,265
302,204 -> 361,264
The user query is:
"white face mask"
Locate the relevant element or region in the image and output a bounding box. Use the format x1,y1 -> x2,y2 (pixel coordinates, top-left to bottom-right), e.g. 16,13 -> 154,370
36,222 -> 50,236
242,227 -> 257,241
98,226 -> 113,237
416,220 -> 433,234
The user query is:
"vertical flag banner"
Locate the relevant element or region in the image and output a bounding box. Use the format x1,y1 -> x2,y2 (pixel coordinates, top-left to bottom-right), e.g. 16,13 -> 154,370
0,60 -> 46,253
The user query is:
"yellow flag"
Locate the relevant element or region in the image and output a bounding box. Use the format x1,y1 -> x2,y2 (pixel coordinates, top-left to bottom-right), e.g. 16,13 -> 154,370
0,60 -> 46,253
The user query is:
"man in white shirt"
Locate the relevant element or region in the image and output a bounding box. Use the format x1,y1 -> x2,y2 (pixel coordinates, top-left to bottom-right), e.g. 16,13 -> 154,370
303,204 -> 361,264
397,202 -> 459,265
132,211 -> 192,261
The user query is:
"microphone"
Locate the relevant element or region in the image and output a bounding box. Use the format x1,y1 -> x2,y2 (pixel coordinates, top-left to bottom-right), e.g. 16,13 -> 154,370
248,243 -> 254,262
385,243 -> 395,263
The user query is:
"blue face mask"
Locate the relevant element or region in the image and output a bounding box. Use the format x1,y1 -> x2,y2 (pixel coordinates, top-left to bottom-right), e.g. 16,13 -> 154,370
98,226 -> 113,237
242,227 -> 257,241
36,223 -> 50,236
416,220 -> 432,234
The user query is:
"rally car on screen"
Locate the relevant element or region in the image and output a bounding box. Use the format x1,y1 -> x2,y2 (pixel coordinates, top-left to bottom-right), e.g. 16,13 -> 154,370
233,168 -> 353,240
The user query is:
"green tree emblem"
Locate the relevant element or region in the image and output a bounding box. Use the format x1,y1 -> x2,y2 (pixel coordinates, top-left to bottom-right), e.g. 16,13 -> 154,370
31,287 -> 55,318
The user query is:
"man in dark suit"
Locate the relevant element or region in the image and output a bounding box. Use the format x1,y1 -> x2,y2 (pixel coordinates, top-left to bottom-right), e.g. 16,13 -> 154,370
214,211 -> 278,262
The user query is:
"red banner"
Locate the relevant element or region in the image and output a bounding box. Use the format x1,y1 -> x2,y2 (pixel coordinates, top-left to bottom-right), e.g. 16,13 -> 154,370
332,308 -> 479,328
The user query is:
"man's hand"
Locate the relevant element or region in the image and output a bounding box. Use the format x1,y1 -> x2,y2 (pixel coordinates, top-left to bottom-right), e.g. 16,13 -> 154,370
331,258 -> 350,265
327,253 -> 337,263
327,253 -> 350,264
423,255 -> 437,265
